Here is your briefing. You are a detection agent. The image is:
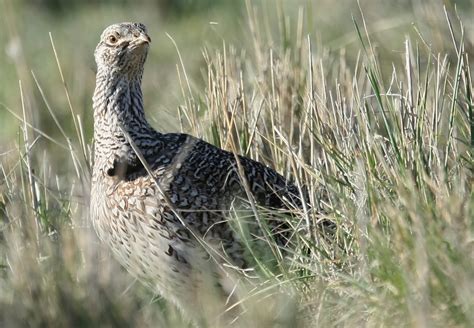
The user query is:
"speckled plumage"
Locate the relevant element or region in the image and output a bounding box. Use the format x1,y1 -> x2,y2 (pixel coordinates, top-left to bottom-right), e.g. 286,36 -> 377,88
90,22 -> 302,325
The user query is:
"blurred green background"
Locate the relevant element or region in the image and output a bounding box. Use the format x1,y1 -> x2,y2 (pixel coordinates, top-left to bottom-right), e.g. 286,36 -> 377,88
0,1 -> 472,327
1,0 -> 472,155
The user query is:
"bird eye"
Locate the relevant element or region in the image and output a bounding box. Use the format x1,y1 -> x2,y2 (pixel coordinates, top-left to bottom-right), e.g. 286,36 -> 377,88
107,35 -> 118,44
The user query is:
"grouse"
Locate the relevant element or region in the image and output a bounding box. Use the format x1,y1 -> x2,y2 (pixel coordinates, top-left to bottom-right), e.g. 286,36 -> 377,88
90,22 -> 304,326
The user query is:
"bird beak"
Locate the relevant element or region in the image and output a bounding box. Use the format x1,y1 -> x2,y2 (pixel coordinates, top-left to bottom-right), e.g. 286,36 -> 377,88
138,33 -> 151,44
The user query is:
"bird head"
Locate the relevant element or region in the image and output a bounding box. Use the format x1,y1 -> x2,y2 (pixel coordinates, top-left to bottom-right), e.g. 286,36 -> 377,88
95,22 -> 151,78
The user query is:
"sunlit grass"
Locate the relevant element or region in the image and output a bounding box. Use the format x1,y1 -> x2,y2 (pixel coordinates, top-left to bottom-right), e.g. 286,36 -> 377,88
1,0 -> 473,327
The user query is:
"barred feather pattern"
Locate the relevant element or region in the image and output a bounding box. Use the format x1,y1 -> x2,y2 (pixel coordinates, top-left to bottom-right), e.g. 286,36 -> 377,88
90,22 -> 302,323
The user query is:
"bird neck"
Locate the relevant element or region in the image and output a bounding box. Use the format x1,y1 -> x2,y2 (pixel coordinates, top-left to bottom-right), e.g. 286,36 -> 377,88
92,68 -> 157,172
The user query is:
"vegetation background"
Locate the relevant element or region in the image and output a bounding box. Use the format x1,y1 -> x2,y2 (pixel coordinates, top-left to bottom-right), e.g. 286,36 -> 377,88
0,0 -> 473,327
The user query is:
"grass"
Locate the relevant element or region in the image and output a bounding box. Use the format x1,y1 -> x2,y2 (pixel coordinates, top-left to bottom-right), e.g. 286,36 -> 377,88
1,0 -> 473,327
